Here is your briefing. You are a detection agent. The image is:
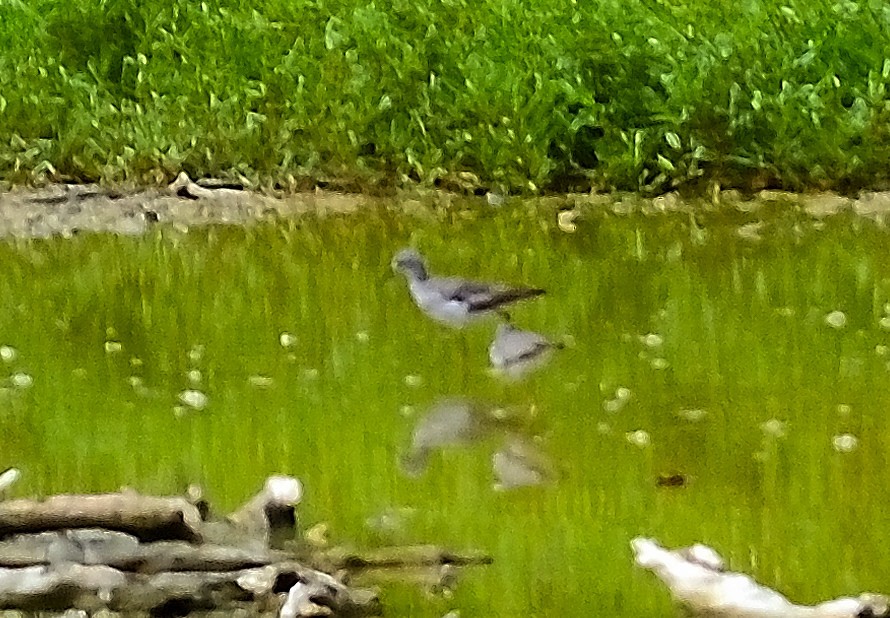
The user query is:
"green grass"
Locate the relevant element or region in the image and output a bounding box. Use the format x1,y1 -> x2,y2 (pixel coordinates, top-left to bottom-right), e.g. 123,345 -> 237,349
1,0 -> 889,193
2,201 -> 890,615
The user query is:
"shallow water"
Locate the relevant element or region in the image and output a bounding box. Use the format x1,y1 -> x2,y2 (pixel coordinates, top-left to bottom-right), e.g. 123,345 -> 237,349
2,198 -> 890,616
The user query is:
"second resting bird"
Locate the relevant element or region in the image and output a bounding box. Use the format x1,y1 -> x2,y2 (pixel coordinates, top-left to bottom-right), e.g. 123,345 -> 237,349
392,248 -> 545,328
488,323 -> 564,380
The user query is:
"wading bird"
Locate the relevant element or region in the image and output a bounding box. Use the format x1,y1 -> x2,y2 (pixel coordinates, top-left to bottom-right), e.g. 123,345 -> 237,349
488,323 -> 564,380
391,248 -> 544,328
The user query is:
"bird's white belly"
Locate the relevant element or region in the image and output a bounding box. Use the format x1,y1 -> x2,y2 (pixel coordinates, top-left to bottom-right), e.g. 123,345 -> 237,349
410,283 -> 477,327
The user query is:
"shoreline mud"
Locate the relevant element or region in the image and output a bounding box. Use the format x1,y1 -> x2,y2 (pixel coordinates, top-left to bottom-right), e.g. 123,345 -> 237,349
1,174 -> 889,240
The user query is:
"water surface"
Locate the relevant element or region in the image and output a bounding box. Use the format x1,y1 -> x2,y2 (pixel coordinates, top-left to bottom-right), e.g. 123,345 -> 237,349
1,198 -> 889,615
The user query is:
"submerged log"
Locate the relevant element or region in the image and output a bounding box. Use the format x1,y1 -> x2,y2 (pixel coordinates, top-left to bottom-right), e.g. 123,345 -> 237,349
0,494 -> 204,543
310,544 -> 493,572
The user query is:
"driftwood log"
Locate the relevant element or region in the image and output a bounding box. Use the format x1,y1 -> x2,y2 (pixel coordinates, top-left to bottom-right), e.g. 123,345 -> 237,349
0,494 -> 203,543
0,530 -> 275,572
631,537 -> 889,618
0,560 -> 377,614
0,474 -> 489,616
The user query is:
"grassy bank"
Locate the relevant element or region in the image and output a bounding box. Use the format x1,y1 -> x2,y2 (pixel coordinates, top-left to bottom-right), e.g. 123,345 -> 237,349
2,0 -> 889,193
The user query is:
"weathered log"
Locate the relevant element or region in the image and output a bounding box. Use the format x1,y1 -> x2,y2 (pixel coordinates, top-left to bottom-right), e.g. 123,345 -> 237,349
0,475 -> 483,616
0,494 -> 203,543
0,563 -> 126,611
0,560 -> 380,615
0,529 -> 490,580
0,529 -> 281,573
130,541 -> 278,573
631,537 -> 890,618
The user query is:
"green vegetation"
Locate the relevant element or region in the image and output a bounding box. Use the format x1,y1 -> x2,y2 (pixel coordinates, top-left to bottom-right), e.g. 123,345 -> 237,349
2,0 -> 890,193
2,0 -> 890,192
2,202 -> 890,614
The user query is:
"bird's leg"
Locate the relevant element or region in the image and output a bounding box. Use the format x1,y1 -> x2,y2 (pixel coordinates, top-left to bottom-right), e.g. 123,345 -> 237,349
495,310 -> 512,323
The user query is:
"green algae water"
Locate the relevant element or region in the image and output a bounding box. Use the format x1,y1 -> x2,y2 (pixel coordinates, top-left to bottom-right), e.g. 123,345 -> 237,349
2,198 -> 890,615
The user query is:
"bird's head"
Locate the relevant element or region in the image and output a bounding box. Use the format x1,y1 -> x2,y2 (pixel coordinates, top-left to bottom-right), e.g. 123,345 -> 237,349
392,248 -> 429,281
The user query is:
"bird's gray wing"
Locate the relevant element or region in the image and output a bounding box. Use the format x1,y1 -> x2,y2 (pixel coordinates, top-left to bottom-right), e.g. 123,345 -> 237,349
431,277 -> 544,312
430,277 -> 496,302
497,330 -> 555,362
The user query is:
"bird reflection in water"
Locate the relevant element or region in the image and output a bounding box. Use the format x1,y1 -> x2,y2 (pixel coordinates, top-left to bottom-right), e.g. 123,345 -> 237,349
400,397 -> 553,491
